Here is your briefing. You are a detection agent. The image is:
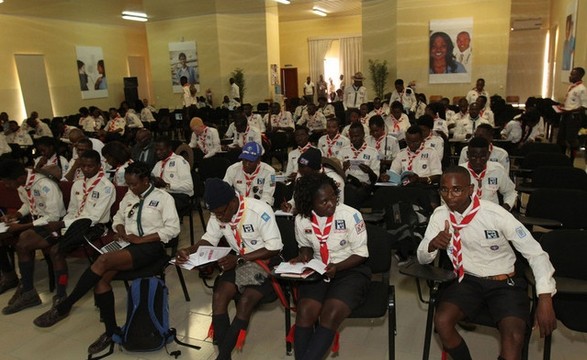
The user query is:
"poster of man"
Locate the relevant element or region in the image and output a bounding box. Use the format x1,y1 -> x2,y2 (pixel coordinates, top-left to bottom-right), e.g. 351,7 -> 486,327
75,46 -> 108,99
429,18 -> 473,84
169,41 -> 199,93
562,0 -> 577,78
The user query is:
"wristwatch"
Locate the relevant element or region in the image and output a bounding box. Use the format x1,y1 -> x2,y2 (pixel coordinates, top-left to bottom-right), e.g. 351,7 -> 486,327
426,176 -> 432,185
236,255 -> 246,266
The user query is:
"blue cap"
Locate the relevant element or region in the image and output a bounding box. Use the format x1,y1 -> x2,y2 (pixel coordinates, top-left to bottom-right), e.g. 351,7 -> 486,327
239,142 -> 262,162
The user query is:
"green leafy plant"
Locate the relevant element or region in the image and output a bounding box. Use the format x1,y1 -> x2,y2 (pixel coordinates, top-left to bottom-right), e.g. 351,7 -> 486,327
368,59 -> 389,99
231,68 -> 246,102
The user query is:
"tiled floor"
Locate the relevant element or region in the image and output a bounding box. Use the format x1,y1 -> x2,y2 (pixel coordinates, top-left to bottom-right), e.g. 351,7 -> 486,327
2,175 -> 587,359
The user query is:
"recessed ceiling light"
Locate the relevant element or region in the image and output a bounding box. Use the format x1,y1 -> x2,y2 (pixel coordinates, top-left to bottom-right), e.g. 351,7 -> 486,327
121,11 -> 148,22
312,7 -> 327,17
275,0 -> 291,4
122,11 -> 147,18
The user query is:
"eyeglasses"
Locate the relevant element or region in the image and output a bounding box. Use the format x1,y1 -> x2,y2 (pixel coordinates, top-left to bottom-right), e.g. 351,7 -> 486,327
439,186 -> 466,196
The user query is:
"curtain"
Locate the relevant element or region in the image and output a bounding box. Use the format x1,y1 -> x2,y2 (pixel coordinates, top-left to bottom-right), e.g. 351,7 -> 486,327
308,39 -> 333,96
339,36 -> 362,89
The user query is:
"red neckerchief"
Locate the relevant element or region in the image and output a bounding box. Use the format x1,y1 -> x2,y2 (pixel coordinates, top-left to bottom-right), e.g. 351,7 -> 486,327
564,81 -> 583,104
375,107 -> 384,116
243,163 -> 261,197
77,170 -> 105,216
159,152 -> 173,178
449,195 -> 481,282
406,143 -> 424,171
198,127 -> 208,154
374,134 -> 386,151
298,143 -> 312,153
489,143 -> 494,154
351,142 -> 367,159
311,210 -> 334,264
47,154 -> 58,165
24,171 -> 37,217
389,115 -> 401,132
229,196 -> 246,255
271,112 -> 284,127
239,126 -> 250,146
326,133 -> 341,157
107,116 -> 121,132
467,162 -> 487,197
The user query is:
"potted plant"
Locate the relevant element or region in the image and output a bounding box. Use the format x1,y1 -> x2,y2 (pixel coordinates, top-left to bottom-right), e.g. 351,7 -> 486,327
231,68 -> 245,102
368,59 -> 389,99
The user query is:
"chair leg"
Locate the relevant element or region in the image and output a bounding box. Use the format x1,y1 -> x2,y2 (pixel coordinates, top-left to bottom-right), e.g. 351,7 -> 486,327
388,285 -> 396,360
543,334 -> 552,360
45,255 -> 55,293
197,203 -> 206,229
175,265 -> 191,302
423,282 -> 440,360
284,285 -> 293,356
188,211 -> 195,246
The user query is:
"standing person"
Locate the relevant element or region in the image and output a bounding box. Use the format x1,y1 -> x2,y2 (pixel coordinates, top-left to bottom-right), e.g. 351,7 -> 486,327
34,162 -> 180,356
338,74 -> 345,92
557,67 -> 587,162
343,72 -> 368,110
466,78 -> 489,105
229,77 -> 240,101
303,76 -> 315,104
453,31 -> 472,72
317,75 -> 328,100
181,76 -> 197,114
328,78 -> 336,100
318,117 -> 350,158
188,117 -> 221,159
417,166 -> 556,360
94,60 -> 107,90
175,179 -> 283,360
177,52 -> 198,85
290,173 -> 369,360
390,79 -> 417,114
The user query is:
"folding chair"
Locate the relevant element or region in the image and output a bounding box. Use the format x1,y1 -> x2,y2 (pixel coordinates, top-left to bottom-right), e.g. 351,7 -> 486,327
520,188 -> 587,231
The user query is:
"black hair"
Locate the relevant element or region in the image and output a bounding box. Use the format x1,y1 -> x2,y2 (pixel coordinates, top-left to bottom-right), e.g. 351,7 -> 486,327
476,123 -> 494,133
406,125 -> 423,136
125,161 -> 151,179
293,173 -> 340,218
349,122 -> 365,132
36,136 -> 57,149
429,32 -> 459,73
101,141 -> 131,166
179,52 -> 187,59
295,125 -> 310,134
77,138 -> 93,148
477,95 -> 488,103
77,60 -> 85,70
97,60 -> 105,75
0,160 -> 26,180
390,101 -> 403,110
80,149 -> 101,164
417,115 -> 434,129
154,135 -> 172,148
368,115 -> 385,128
79,107 -> 89,116
468,136 -> 489,149
347,108 -> 360,116
327,117 -> 340,125
574,67 -> 585,77
442,165 -> 471,182
427,101 -> 445,119
394,79 -> 404,86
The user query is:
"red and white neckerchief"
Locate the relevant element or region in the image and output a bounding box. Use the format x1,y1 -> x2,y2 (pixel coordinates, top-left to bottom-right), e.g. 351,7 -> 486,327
298,143 -> 312,154
114,160 -> 133,186
159,153 -> 174,178
360,116 -> 369,125
107,117 -> 120,132
467,163 -> 487,197
310,210 -> 334,264
326,133 -> 341,157
198,127 -> 209,154
389,115 -> 401,133
406,143 -> 425,171
47,155 -> 58,165
374,134 -> 387,151
564,81 -> 583,104
24,171 -> 37,217
488,143 -> 494,154
77,170 -> 105,216
238,126 -> 250,146
271,112 -> 283,127
375,107 -> 384,116
351,142 -> 367,159
229,196 -> 246,255
243,164 -> 261,197
449,195 -> 481,282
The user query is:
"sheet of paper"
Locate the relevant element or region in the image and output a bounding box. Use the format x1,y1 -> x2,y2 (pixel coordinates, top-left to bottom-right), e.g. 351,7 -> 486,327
0,223 -> 8,234
274,210 -> 294,217
349,159 -> 364,171
274,259 -> 327,275
170,246 -> 232,270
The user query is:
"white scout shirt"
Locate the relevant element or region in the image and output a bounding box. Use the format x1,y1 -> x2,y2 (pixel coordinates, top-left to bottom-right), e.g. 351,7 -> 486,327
318,133 -> 350,158
32,122 -> 53,139
303,82 -> 315,97
501,120 -> 523,143
338,143 -> 380,184
465,89 -> 489,105
6,128 -> 33,146
297,112 -> 326,133
366,134 -> 400,162
140,108 -> 156,123
461,161 -> 517,209
452,116 -> 491,142
151,153 -> 194,196
223,161 -> 276,206
391,146 -> 442,178
247,113 -> 265,133
264,111 -> 294,131
563,81 -> 587,110
125,110 -> 144,129
384,113 -> 410,141
458,144 -> 510,173
202,197 -> 283,254
344,85 -> 368,109
433,117 -> 449,138
112,186 -> 180,244
79,116 -> 96,132
232,127 -> 263,149
295,204 -> 368,264
479,108 -> 495,127
390,88 -> 417,112
111,160 -> 133,187
318,104 -> 335,118
188,126 -> 221,158
63,171 -> 115,229
34,154 -> 70,176
17,170 -> 66,226
417,199 -> 556,295
105,116 -> 126,136
423,134 -> 444,160
0,134 -> 10,156
285,144 -> 315,178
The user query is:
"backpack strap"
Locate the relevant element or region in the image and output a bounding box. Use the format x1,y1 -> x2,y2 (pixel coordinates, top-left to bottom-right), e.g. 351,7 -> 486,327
254,260 -> 294,311
147,277 -> 169,338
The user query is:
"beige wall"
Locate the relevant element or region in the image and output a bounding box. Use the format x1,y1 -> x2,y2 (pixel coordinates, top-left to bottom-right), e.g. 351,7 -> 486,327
0,14 -> 149,121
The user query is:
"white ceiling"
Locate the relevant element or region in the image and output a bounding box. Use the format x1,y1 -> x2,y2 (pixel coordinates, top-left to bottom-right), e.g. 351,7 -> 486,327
0,0 -> 361,26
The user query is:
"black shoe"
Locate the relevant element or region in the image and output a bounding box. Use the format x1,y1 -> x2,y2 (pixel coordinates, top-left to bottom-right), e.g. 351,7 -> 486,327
33,307 -> 69,327
88,332 -> 113,354
0,277 -> 19,295
2,288 -> 41,315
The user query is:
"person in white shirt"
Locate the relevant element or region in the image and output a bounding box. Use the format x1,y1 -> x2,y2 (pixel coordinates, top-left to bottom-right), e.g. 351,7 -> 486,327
557,67 -> 587,161
500,116 -> 523,144
228,114 -> 263,152
426,102 -> 449,139
414,93 -> 428,120
390,79 -> 417,114
78,107 -> 96,133
296,103 -> 326,138
152,136 -> 194,215
63,138 -> 92,182
317,96 -> 335,119
176,178 -> 283,360
243,103 -> 265,133
519,108 -> 545,145
461,137 -> 516,211
102,141 -> 132,187
341,108 -> 368,139
367,115 -> 400,174
453,31 -> 472,72
448,98 -> 469,135
452,103 -> 490,142
264,102 -> 295,134
34,162 -> 180,356
386,101 -> 410,141
285,126 -> 316,181
90,107 -> 105,130
343,72 -> 368,110
26,117 -> 52,139
418,115 -> 444,161
5,120 -> 33,146
224,142 -> 275,205
317,75 -> 328,100
0,133 -> 11,158
104,108 -> 126,141
33,136 -> 69,178
466,78 -> 489,105
188,117 -> 221,159
368,97 -> 390,119
124,108 -> 144,129
229,77 -> 240,101
476,96 -> 495,126
459,124 -> 510,173
293,97 -> 308,123
318,117 -> 350,158
0,161 -> 66,302
303,76 -> 315,104
291,173 -> 369,360
417,166 -> 556,360
181,76 -> 197,108
140,102 -> 156,126
68,128 -> 104,162
390,125 -> 442,186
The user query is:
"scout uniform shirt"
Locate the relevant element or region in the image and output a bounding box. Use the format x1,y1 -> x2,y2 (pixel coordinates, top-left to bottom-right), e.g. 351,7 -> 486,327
263,111 -> 294,131
33,154 -> 70,177
231,127 -> 263,150
112,185 -> 180,244
391,145 -> 442,178
344,85 -> 368,109
390,88 -> 417,113
338,143 -> 380,184
223,161 -> 276,206
189,126 -> 221,158
17,170 -> 66,226
297,112 -> 326,133
151,152 -> 194,196
105,116 -> 126,136
461,161 -> 517,209
563,81 -> 587,110
423,133 -> 445,160
63,169 -> 115,230
452,116 -> 491,142
111,160 -> 133,187
6,128 -> 33,146
318,133 -> 350,158
384,113 -> 410,141
458,144 -> 510,173
465,88 -> 489,105
247,113 -> 266,133
285,143 -> 315,178
366,133 -> 400,162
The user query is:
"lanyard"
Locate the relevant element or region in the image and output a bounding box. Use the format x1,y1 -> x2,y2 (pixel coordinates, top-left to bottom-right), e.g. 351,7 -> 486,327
136,185 -> 155,236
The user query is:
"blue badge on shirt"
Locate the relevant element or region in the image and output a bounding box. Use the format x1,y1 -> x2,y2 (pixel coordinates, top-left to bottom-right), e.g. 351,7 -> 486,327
516,226 -> 527,238
33,190 -> 40,196
42,186 -> 50,194
353,213 -> 361,224
104,187 -> 112,194
261,212 -> 271,222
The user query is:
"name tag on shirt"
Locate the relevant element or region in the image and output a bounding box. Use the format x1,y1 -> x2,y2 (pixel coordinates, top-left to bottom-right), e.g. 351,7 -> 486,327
243,224 -> 255,233
484,230 -> 500,239
148,200 -> 159,208
91,191 -> 100,199
488,177 -> 498,185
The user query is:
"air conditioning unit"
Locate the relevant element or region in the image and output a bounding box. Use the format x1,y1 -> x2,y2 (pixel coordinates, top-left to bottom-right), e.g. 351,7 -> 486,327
511,18 -> 543,31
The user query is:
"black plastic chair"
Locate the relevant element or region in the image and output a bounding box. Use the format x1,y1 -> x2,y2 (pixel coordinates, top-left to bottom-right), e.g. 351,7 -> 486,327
517,166 -> 587,196
520,188 -> 587,231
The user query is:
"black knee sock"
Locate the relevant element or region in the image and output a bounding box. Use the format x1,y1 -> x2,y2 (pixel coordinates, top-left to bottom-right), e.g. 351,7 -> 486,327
212,313 -> 230,345
18,260 -> 34,292
95,291 -> 117,336
301,325 -> 335,360
0,245 -> 14,273
54,269 -> 68,298
217,317 -> 248,360
445,339 -> 472,360
56,268 -> 101,315
294,325 -> 314,360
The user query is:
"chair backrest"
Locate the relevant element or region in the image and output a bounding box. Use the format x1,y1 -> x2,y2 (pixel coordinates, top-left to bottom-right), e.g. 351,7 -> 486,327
364,224 -> 392,274
0,181 -> 23,211
532,166 -> 587,190
526,188 -> 587,229
506,95 -> 520,104
521,152 -> 572,170
541,229 -> 587,280
371,186 -> 435,217
429,95 -> 443,103
276,216 -> 298,261
519,142 -> 560,156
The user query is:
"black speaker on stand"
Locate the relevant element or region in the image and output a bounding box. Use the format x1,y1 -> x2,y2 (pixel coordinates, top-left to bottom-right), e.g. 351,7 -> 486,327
123,77 -> 139,106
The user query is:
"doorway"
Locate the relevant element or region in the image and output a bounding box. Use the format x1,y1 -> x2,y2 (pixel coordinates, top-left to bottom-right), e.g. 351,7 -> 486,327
281,68 -> 298,100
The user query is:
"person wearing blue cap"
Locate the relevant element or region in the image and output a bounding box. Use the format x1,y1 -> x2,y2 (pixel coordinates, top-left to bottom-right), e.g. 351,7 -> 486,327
223,142 -> 276,205
176,178 -> 283,360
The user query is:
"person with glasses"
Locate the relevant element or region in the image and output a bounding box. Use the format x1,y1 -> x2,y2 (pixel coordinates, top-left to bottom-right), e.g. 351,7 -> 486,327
33,161 -> 180,356
417,166 -> 556,360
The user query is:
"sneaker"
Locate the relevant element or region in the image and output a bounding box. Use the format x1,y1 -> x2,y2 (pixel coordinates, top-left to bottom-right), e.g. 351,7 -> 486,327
52,294 -> 66,308
2,288 -> 41,315
7,284 -> 22,306
33,307 -> 69,328
0,277 -> 19,295
88,332 -> 113,354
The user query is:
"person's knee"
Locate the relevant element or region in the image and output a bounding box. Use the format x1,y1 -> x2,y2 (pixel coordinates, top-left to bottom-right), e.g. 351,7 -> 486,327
500,318 -> 526,346
212,286 -> 233,311
235,291 -> 262,317
91,254 -> 111,274
15,234 -> 34,253
319,301 -> 351,330
434,306 -> 460,334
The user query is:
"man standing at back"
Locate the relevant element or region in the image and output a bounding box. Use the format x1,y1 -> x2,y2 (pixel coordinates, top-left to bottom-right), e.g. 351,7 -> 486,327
229,78 -> 240,101
557,67 -> 587,162
466,78 -> 488,105
344,72 -> 368,110
303,76 -> 315,104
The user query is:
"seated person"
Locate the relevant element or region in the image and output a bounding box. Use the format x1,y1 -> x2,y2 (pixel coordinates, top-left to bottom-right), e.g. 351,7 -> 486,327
500,116 -> 523,144
476,95 -> 495,126
417,166 -> 556,360
122,105 -> 144,129
33,136 -> 69,177
317,96 -> 335,119
131,128 -> 156,170
388,125 -> 441,186
425,101 -> 449,139
341,108 -> 369,139
5,120 -> 33,146
26,116 -> 53,139
297,103 -> 327,140
519,108 -> 545,145
103,108 -> 126,141
317,117 -> 349,158
460,137 -> 516,211
0,161 -> 65,298
228,113 -> 263,152
68,128 -> 104,159
78,107 -> 96,133
291,173 -> 369,360
293,97 -> 308,123
188,117 -> 221,159
418,115 -> 445,161
368,97 -> 390,118
452,103 -> 490,142
264,102 -> 294,134
63,138 -> 92,182
366,115 -> 400,174
285,126 -> 316,182
243,103 -> 265,133
359,103 -> 370,127
223,142 -> 276,205
151,136 -> 194,215
34,162 -> 180,356
0,132 -> 11,159
102,141 -> 133,186
458,123 -> 510,173
90,106 -> 106,130
176,179 -> 283,360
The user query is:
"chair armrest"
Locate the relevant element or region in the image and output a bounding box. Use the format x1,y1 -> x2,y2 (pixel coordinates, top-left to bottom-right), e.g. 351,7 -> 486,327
515,215 -> 563,228
554,276 -> 587,295
399,258 -> 455,283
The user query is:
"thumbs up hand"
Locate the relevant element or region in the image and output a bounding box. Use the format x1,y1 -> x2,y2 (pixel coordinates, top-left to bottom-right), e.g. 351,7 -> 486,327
428,220 -> 452,253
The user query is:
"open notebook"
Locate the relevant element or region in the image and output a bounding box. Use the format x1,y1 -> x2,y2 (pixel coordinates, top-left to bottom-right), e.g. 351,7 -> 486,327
85,235 -> 130,254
